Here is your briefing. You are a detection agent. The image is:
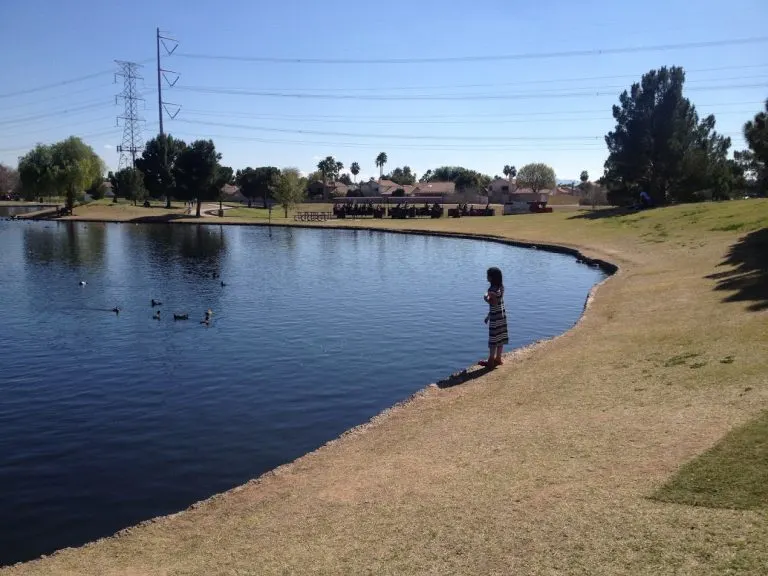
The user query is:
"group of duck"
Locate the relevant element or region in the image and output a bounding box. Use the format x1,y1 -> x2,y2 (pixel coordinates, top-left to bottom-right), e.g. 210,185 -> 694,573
151,299 -> 214,325
79,279 -> 218,325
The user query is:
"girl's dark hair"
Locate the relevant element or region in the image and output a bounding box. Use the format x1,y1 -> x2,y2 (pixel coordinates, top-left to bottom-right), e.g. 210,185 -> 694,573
487,267 -> 503,287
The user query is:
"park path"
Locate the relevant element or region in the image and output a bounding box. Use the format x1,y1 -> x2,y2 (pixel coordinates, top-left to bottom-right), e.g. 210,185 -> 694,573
199,203 -> 233,217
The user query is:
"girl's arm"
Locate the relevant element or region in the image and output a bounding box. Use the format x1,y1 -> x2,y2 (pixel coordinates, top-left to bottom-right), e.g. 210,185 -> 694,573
486,290 -> 498,305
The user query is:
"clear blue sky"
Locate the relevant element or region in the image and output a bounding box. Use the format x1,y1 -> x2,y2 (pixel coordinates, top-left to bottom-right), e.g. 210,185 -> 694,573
1,0 -> 766,182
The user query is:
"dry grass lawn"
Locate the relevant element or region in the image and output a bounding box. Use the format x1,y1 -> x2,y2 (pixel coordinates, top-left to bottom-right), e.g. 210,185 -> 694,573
4,200 -> 768,575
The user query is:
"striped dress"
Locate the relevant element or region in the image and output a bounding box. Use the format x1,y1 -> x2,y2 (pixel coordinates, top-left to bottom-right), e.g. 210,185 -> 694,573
487,285 -> 509,347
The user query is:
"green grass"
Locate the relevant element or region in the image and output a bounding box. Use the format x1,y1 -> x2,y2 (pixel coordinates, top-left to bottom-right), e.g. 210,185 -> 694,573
604,200 -> 768,235
225,206 -> 275,219
653,411 -> 768,510
85,198 -> 183,208
225,203 -> 335,219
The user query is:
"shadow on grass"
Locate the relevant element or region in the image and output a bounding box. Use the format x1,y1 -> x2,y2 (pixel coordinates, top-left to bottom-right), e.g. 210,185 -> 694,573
129,213 -> 194,224
435,365 -> 495,389
706,227 -> 768,312
652,411 -> 768,510
567,206 -> 645,220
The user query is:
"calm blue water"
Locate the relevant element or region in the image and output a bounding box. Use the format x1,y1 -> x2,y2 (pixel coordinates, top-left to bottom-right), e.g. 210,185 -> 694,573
0,221 -> 605,565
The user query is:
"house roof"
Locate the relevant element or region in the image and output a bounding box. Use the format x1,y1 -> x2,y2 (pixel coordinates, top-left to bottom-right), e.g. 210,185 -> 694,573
221,184 -> 240,196
379,184 -> 416,196
413,181 -> 455,195
511,188 -> 553,196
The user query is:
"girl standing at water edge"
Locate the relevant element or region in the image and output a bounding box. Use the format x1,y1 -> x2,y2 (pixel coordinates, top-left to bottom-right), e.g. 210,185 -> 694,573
481,267 -> 508,368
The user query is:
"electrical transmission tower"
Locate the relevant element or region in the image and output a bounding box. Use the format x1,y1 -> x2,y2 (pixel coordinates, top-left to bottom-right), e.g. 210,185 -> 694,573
115,60 -> 145,170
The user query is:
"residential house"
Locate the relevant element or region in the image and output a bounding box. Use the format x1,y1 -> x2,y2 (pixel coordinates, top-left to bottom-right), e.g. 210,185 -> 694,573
307,180 -> 348,200
487,178 -> 514,203
221,183 -> 247,204
359,179 -> 380,197
503,187 -> 553,213
412,181 -> 455,197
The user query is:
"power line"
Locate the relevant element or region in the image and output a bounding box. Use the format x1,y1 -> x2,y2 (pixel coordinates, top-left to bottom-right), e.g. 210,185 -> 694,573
0,70 -> 113,99
175,82 -> 768,101
176,36 -> 768,65
0,128 -> 121,154
192,67 -> 768,93
180,107 -> 757,126
0,84 -> 120,112
1,114 -> 117,138
0,59 -> 155,100
181,100 -> 765,121
171,117 -> 744,142
0,101 -> 114,126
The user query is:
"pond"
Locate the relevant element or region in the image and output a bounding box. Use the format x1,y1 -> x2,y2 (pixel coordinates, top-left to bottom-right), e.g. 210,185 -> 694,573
0,220 -> 606,565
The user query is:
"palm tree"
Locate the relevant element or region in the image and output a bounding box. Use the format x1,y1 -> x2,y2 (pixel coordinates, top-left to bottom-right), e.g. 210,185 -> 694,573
317,157 -> 332,198
580,170 -> 589,184
375,152 -> 388,180
317,156 -> 343,199
350,162 -> 360,183
503,165 -> 517,182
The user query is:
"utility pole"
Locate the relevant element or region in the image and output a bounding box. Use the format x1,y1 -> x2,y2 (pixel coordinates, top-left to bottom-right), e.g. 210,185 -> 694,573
115,61 -> 144,170
156,28 -> 164,137
156,28 -> 180,208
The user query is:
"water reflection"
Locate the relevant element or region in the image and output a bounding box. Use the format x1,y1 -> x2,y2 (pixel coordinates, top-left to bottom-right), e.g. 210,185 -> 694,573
23,221 -> 106,270
133,224 -> 227,279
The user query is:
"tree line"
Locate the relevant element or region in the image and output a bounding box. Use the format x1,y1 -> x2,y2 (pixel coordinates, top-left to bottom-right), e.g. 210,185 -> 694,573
11,134 -> 306,216
3,66 -> 766,210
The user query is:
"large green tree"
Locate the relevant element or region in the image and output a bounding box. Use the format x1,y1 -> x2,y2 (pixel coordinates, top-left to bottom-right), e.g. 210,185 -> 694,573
604,66 -> 732,203
135,134 -> 187,207
385,166 -> 417,185
516,163 -> 557,194
419,166 -> 491,191
274,167 -> 306,217
173,139 -> 222,217
738,99 -> 768,192
17,144 -> 57,201
213,165 -> 234,211
109,168 -> 147,205
235,166 -> 280,207
51,137 -> 105,210
18,137 -> 104,210
375,152 -> 388,178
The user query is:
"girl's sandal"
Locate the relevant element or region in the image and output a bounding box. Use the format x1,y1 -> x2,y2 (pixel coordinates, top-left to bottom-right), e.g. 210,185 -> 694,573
478,360 -> 495,368
494,358 -> 504,366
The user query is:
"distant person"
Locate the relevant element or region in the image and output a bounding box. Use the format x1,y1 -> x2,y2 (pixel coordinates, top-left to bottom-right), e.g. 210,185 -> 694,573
480,267 -> 508,368
639,190 -> 653,209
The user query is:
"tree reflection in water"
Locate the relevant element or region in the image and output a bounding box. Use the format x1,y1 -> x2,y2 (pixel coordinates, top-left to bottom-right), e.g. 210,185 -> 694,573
23,221 -> 107,270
